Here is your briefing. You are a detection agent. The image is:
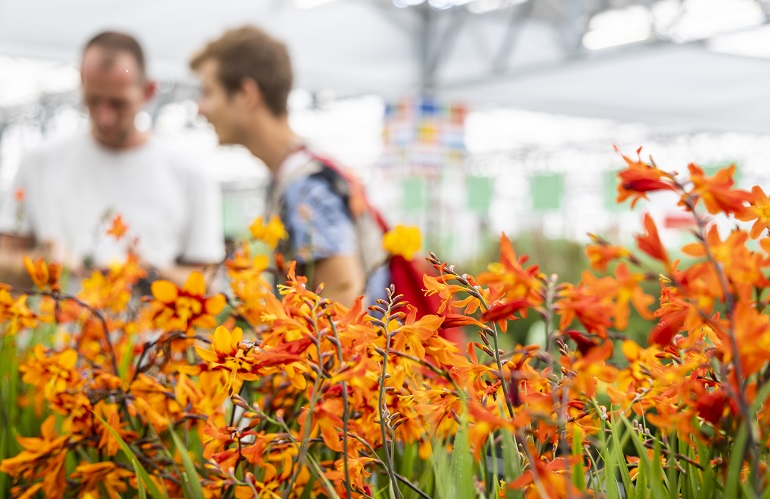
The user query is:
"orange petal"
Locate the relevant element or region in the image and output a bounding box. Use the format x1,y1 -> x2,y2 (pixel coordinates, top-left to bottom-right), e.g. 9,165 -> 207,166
151,280 -> 178,303
59,349 -> 78,370
230,327 -> 243,348
183,271 -> 206,296
205,294 -> 226,315
194,345 -> 219,363
212,326 -> 232,355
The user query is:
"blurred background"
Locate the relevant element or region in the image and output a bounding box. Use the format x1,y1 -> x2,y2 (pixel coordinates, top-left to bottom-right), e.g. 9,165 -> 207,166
2,0 -> 770,278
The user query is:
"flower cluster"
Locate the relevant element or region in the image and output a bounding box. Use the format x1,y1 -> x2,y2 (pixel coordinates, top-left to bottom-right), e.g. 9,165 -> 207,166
1,149 -> 770,498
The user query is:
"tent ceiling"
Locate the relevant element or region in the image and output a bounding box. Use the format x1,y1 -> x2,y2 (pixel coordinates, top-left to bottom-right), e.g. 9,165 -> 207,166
1,0 -> 770,133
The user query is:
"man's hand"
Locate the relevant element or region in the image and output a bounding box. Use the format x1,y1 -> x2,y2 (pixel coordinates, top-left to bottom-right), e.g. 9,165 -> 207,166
311,255 -> 366,308
155,263 -> 214,287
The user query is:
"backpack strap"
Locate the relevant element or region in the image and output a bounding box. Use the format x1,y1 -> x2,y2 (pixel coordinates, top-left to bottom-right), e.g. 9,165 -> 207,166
303,150 -> 390,233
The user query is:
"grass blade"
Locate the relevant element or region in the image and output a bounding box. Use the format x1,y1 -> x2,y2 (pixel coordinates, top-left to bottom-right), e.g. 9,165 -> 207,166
572,429 -> 586,492
500,430 -> 523,499
448,425 -> 474,499
94,411 -> 166,499
167,423 -> 205,499
609,415 -> 635,499
725,423 -> 748,499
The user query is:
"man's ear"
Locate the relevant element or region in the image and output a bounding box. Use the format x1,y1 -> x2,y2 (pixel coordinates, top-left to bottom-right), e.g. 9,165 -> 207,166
239,78 -> 262,111
143,80 -> 158,102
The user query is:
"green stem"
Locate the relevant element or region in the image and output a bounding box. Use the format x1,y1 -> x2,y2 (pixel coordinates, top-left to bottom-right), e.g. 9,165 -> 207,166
328,315 -> 353,499
282,304 -> 326,499
378,328 -> 403,499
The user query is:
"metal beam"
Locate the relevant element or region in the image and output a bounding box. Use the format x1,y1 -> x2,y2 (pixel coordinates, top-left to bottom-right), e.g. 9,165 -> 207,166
493,0 -> 536,71
422,7 -> 469,91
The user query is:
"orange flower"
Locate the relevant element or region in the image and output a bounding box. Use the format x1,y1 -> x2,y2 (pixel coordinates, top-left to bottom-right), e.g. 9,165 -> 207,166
148,270 -> 225,332
195,325 -> 257,391
635,213 -> 669,267
648,281 -> 695,346
477,234 -> 543,332
390,305 -> 444,360
14,187 -> 25,202
585,239 -> 630,272
685,163 -> 750,215
327,455 -> 376,496
508,451 -> 582,499
615,147 -> 675,208
106,214 -> 129,240
480,299 -> 528,323
20,345 -> 81,398
567,269 -> 650,332
23,256 -> 61,292
556,281 -> 614,338
736,185 -> 770,238
0,416 -> 69,498
71,461 -> 134,499
0,289 -> 38,335
423,274 -> 474,315
682,225 -> 763,301
129,374 -> 183,430
478,234 -> 542,304
569,340 -> 618,399
466,401 -> 514,460
730,302 -> 770,377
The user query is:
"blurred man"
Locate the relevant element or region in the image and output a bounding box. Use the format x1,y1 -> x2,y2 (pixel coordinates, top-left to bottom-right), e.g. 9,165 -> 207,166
0,31 -> 225,287
190,26 -> 388,306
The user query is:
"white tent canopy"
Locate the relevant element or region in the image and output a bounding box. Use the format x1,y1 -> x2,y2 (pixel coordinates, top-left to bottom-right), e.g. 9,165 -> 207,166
1,0 -> 770,133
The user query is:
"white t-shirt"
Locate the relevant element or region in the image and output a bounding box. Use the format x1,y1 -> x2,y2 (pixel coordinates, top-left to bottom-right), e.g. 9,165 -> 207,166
0,133 -> 225,269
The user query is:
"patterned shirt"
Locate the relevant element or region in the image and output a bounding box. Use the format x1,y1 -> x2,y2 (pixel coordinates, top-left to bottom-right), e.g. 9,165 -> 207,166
272,150 -> 390,304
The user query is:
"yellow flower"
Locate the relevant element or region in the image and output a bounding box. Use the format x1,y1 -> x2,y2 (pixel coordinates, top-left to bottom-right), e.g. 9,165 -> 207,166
0,289 -> 38,335
249,215 -> 288,249
382,225 -> 422,261
148,271 -> 225,332
195,326 -> 257,392
195,325 -> 244,362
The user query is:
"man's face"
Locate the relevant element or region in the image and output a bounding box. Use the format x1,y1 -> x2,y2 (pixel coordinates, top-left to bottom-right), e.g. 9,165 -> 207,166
81,47 -> 152,148
195,59 -> 247,146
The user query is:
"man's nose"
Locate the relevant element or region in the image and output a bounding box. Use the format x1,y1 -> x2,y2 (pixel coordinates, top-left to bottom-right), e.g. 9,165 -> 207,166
92,104 -> 118,128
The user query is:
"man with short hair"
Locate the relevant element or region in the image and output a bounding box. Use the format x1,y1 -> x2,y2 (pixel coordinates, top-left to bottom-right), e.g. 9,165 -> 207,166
0,31 -> 225,286
190,26 -> 388,306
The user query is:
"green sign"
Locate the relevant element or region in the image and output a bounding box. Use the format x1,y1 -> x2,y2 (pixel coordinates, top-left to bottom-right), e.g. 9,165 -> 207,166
402,178 -> 427,212
467,175 -> 492,214
531,173 -> 564,212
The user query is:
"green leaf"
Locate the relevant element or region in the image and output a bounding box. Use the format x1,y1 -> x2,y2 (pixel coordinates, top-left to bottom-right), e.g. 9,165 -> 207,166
750,379 -> 770,415
742,480 -> 759,499
94,412 -> 166,499
609,416 -> 635,499
136,464 -> 148,499
500,430 -> 523,499
299,475 -> 316,499
725,423 -> 748,499
448,425 -> 474,499
306,454 -> 341,499
681,431 -> 698,499
695,439 -> 716,499
167,423 -> 206,499
572,429 -> 586,492
429,437 -> 450,499
599,417 -> 620,499
650,440 -> 668,498
120,334 -> 136,379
